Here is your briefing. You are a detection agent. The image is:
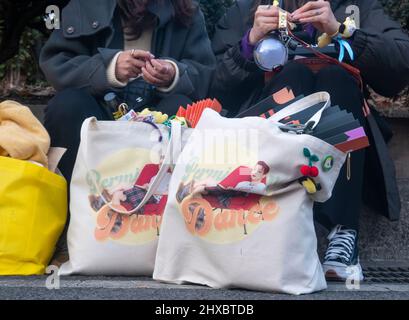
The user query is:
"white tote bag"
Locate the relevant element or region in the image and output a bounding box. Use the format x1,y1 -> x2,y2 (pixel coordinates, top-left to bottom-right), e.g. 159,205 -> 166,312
153,92 -> 347,294
60,118 -> 183,275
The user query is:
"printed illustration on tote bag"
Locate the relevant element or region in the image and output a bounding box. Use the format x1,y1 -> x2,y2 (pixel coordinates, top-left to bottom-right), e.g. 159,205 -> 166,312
175,157 -> 280,244
85,148 -> 171,244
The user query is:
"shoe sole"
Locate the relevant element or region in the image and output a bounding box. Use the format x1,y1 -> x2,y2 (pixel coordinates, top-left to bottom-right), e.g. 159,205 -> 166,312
323,263 -> 364,282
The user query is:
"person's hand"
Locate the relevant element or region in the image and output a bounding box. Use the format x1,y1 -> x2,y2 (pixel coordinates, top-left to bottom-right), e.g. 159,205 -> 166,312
115,50 -> 153,83
142,59 -> 176,87
249,5 -> 280,45
290,0 -> 340,35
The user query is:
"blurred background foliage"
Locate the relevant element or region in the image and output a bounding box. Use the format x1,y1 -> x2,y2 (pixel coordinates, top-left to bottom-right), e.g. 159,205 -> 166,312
379,0 -> 409,30
0,24 -> 44,91
0,0 -> 407,98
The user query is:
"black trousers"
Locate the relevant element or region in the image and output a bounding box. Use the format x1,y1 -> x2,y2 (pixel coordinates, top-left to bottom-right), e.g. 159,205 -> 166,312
259,62 -> 366,231
44,89 -> 192,185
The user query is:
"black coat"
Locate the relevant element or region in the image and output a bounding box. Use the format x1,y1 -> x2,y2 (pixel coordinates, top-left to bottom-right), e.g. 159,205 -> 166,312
210,0 -> 408,221
40,0 -> 216,100
211,0 -> 409,110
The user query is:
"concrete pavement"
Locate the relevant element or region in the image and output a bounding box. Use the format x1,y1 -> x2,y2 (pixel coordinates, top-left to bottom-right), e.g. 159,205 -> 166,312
1,276 -> 409,300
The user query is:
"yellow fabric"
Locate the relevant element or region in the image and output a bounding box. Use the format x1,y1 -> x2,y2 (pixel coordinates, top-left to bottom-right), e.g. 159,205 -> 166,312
301,178 -> 318,194
140,108 -> 169,124
0,156 -> 67,275
0,100 -> 50,167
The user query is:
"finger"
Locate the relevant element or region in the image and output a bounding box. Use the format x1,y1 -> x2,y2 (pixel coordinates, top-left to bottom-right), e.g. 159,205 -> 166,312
153,60 -> 174,80
145,60 -> 155,72
299,15 -> 324,24
129,58 -> 145,70
122,53 -> 145,75
142,67 -> 164,86
131,50 -> 155,61
257,17 -> 279,32
145,61 -> 160,78
128,69 -> 142,78
256,5 -> 279,17
292,1 -> 325,17
145,60 -> 167,81
132,50 -> 154,61
259,23 -> 279,33
124,60 -> 143,77
150,59 -> 168,75
142,68 -> 161,86
295,9 -> 325,21
258,17 -> 279,24
119,66 -> 138,80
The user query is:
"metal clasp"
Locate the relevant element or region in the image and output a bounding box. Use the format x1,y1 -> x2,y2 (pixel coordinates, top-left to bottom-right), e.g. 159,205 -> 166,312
279,121 -> 315,135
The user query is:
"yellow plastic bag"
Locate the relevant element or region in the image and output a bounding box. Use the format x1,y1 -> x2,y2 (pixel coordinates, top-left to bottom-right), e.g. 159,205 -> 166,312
0,156 -> 67,275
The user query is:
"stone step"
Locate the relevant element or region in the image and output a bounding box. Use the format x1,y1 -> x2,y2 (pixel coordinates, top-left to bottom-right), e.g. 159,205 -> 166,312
28,104 -> 409,262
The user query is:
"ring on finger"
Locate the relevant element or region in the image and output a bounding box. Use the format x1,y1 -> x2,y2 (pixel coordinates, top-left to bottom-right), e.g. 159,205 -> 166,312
314,10 -> 321,16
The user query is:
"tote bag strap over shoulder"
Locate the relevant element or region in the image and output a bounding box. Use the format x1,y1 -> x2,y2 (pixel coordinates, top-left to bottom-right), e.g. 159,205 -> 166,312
80,117 -> 182,216
268,92 -> 331,129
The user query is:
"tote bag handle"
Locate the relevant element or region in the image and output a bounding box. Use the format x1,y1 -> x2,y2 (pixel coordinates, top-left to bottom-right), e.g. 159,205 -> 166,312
80,117 -> 182,216
268,91 -> 331,129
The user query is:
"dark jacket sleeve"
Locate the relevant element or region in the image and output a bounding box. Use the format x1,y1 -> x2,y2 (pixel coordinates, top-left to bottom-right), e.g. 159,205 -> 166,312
210,0 -> 264,94
349,0 -> 409,97
160,9 -> 216,101
39,28 -> 119,96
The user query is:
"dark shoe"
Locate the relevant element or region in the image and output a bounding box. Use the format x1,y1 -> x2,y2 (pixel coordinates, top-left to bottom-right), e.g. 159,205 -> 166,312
323,225 -> 364,282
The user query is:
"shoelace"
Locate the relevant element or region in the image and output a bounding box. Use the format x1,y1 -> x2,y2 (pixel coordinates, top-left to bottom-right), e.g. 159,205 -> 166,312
324,227 -> 356,263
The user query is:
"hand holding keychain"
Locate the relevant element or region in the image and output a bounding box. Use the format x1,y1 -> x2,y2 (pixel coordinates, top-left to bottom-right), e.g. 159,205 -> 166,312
290,0 -> 340,36
253,0 -> 298,71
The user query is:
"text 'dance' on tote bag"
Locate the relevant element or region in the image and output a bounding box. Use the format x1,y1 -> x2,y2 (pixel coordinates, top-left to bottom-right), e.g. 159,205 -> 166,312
153,92 -> 346,295
60,118 -> 184,276
0,157 -> 67,275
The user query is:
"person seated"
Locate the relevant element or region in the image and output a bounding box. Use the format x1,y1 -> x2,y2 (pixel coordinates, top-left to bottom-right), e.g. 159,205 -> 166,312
40,0 -> 216,185
210,0 -> 409,281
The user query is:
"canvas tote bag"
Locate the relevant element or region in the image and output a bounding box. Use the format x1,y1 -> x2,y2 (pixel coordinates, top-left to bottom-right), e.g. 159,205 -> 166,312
154,92 -> 346,294
60,118 -> 184,275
